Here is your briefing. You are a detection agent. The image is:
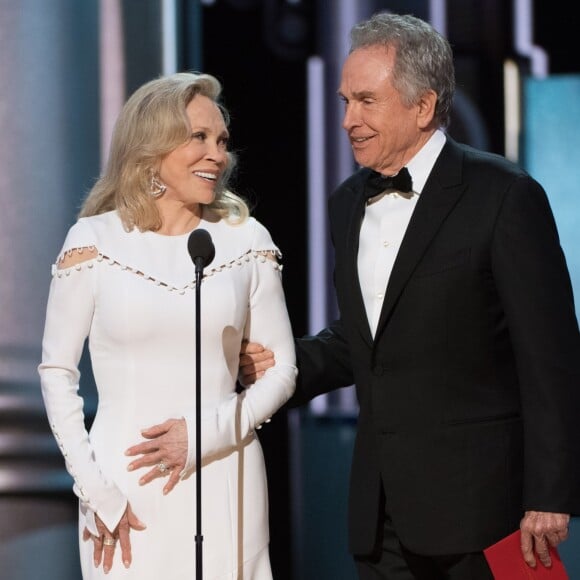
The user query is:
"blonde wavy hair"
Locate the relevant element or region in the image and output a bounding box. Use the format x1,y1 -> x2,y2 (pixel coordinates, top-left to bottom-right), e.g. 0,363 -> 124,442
79,72 -> 249,231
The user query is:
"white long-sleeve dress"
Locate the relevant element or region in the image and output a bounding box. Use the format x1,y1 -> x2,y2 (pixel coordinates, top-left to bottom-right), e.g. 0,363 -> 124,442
38,209 -> 297,579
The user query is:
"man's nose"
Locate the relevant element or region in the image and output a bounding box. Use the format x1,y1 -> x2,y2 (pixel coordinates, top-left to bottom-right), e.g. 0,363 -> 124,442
342,102 -> 359,131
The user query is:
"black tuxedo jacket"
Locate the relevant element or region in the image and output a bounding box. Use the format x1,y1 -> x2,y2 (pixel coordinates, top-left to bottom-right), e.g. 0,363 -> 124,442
294,137 -> 580,556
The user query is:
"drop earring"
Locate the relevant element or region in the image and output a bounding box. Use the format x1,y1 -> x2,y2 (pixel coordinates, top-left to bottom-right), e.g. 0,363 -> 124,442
149,171 -> 167,198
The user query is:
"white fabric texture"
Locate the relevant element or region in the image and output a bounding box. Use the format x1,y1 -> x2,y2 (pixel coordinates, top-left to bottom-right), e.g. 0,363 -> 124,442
38,209 -> 297,579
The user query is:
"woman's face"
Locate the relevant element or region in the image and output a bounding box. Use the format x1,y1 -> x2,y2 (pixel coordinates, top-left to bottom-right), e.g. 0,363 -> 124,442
158,94 -> 229,207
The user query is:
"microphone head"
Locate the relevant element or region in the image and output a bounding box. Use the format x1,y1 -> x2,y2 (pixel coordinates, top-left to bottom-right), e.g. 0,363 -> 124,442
187,228 -> 215,270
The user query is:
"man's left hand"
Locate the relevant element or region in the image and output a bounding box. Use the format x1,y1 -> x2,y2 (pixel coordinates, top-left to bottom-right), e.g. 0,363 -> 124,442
520,510 -> 570,568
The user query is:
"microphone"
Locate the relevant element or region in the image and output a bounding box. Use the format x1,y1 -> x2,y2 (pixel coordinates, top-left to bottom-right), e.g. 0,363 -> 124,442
187,229 -> 215,273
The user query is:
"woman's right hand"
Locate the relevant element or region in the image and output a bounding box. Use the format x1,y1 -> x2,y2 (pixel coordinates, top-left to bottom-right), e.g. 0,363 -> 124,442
125,418 -> 188,494
83,502 -> 146,573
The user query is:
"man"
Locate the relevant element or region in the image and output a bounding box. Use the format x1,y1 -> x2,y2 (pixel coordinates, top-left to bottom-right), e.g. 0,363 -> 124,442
241,12 -> 580,579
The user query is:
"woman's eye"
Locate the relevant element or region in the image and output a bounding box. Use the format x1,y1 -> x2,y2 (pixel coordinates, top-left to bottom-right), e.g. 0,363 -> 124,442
191,132 -> 206,141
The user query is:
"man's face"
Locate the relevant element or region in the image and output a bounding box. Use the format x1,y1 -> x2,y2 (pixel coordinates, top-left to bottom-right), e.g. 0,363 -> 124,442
338,45 -> 422,174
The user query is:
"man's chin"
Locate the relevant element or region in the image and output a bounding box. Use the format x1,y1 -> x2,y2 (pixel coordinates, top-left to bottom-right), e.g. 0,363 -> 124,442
351,149 -> 375,169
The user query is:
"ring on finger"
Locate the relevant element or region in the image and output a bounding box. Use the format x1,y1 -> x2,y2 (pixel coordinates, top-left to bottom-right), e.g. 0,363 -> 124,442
157,461 -> 169,474
103,537 -> 116,546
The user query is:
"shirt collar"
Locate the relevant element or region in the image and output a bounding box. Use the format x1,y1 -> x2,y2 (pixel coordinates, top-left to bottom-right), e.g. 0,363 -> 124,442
406,129 -> 446,195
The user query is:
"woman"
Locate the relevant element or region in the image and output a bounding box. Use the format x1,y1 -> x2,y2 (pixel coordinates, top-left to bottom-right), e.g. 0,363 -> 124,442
38,71 -> 297,579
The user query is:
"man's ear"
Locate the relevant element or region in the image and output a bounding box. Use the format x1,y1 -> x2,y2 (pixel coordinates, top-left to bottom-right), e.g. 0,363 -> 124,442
416,89 -> 437,129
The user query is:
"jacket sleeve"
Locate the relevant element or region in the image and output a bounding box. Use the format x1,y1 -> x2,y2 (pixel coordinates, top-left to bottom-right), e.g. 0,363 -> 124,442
492,174 -> 580,513
289,178 -> 360,406
289,321 -> 355,407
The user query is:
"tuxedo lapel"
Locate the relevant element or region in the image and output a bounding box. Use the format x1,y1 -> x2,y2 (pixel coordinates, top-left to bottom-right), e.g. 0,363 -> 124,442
375,141 -> 466,340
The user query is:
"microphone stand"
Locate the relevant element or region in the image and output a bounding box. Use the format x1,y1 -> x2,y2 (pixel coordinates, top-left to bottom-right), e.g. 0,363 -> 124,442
194,258 -> 204,580
187,228 -> 214,580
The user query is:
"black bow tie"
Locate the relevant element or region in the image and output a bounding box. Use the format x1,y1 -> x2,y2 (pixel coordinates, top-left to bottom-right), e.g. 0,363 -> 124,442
364,167 -> 413,200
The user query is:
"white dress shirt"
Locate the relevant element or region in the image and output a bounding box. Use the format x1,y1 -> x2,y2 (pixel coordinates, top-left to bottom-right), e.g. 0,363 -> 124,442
358,130 -> 446,337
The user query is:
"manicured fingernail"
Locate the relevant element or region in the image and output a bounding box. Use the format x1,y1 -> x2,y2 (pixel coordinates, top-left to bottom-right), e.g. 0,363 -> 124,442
124,560 -> 130,568
127,464 -> 134,471
139,478 -> 145,485
104,566 -> 110,574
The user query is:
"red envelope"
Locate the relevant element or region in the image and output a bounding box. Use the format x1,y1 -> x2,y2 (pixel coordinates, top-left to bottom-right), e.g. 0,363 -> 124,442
484,530 -> 568,579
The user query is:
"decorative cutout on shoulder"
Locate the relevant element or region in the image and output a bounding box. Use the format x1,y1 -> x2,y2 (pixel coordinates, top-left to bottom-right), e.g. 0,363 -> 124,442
255,249 -> 280,263
57,246 -> 99,270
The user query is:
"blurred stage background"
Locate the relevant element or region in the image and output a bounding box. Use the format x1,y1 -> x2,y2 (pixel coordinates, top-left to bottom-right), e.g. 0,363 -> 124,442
0,1 -> 578,578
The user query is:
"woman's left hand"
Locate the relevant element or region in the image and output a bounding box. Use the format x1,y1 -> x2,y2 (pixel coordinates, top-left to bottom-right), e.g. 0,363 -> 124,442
125,418 -> 188,494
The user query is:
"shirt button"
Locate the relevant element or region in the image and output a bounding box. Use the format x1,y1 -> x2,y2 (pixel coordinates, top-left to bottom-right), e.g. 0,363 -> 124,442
377,293 -> 384,299
383,241 -> 389,247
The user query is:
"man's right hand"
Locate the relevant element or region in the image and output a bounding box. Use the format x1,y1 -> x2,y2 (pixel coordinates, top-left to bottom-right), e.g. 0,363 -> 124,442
239,340 -> 275,384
